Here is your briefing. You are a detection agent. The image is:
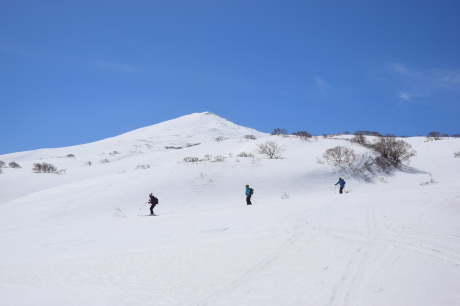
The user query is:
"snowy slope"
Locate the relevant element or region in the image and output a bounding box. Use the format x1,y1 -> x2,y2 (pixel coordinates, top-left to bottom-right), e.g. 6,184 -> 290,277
0,112 -> 459,305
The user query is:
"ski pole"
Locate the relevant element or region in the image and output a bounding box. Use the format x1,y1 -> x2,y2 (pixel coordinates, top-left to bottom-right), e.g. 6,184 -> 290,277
334,185 -> 336,194
139,202 -> 148,210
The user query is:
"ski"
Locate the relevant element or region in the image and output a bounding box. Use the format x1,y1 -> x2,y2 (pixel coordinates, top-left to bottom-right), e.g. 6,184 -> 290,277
138,214 -> 157,217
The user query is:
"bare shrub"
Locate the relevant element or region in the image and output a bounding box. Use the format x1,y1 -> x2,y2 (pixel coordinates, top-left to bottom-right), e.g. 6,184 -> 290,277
109,151 -> 121,157
292,131 -> 312,141
84,161 -> 92,166
186,143 -> 201,147
0,160 -> 5,168
349,134 -> 367,146
136,164 -> 151,169
33,162 -> 58,173
213,155 -> 226,162
100,158 -> 110,164
271,128 -> 288,136
427,131 -> 442,140
244,135 -> 257,140
370,136 -> 416,166
57,169 -> 67,175
355,131 -> 382,136
452,134 -> 460,138
257,141 -> 285,159
165,146 -> 182,150
183,157 -> 199,163
454,152 -> 460,158
322,146 -> 357,167
281,192 -> 290,199
66,154 -> 76,159
214,137 -> 227,142
203,154 -> 212,161
237,151 -> 254,158
0,168 -> 3,174
9,162 -> 22,168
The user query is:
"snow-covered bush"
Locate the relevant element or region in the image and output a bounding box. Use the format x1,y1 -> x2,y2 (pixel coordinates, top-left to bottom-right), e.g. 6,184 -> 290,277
257,141 -> 285,159
66,154 -> 76,159
214,137 -> 227,142
454,152 -> 460,158
33,163 -> 57,173
136,164 -> 151,169
9,162 -> 21,168
186,143 -> 201,147
0,160 -> 5,168
84,161 -> 92,166
100,158 -> 110,164
244,135 -> 257,140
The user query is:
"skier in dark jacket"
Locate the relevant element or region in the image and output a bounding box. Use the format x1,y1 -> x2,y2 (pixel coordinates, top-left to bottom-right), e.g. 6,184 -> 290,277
335,177 -> 346,194
148,193 -> 159,215
245,185 -> 253,205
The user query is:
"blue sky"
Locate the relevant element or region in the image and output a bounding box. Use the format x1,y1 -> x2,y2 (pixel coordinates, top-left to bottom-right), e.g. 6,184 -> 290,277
1,0 -> 459,154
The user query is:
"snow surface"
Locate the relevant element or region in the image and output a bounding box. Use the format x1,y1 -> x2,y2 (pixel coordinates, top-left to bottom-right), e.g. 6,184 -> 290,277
1,112 -> 459,305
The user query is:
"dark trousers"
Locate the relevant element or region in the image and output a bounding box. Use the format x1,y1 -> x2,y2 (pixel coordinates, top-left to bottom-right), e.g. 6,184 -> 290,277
339,186 -> 344,194
246,195 -> 252,205
150,204 -> 157,214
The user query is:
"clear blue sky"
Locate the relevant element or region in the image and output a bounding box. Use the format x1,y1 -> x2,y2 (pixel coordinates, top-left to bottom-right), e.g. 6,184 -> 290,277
1,0 -> 459,154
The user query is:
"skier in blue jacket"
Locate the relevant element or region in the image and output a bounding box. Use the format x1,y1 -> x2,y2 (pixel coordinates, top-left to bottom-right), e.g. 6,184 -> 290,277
335,177 -> 346,194
245,185 -> 253,205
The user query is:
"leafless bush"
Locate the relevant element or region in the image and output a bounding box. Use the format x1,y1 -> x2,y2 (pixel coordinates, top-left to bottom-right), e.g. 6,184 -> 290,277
237,151 -> 254,158
257,141 -> 285,159
452,134 -> 460,138
9,162 -> 21,168
213,155 -> 226,162
100,158 -> 110,164
203,154 -> 212,161
136,164 -> 151,169
244,135 -> 257,140
355,131 -> 382,136
349,134 -> 367,146
292,131 -> 312,141
370,136 -> 416,166
165,146 -> 182,150
57,169 -> 67,175
454,152 -> 460,158
214,137 -> 227,142
426,131 -> 442,141
186,143 -> 201,147
322,146 -> 357,167
420,179 -> 438,186
281,192 -> 290,199
0,161 -> 5,168
109,151 -> 121,157
66,154 -> 76,159
84,161 -> 92,166
271,128 -> 288,136
183,157 -> 199,163
33,162 -> 58,173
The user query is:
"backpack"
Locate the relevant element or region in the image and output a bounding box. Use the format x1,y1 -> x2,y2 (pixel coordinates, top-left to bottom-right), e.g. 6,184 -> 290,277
249,188 -> 254,195
154,197 -> 159,204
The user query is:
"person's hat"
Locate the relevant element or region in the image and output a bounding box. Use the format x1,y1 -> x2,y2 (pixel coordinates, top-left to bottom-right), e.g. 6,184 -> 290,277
245,184 -> 249,187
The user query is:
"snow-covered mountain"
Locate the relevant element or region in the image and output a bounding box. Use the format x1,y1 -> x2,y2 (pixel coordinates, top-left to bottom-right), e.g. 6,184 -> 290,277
1,112 -> 459,305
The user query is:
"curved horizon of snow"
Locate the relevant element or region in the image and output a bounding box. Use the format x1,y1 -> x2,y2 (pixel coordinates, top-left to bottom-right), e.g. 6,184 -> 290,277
1,113 -> 459,305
